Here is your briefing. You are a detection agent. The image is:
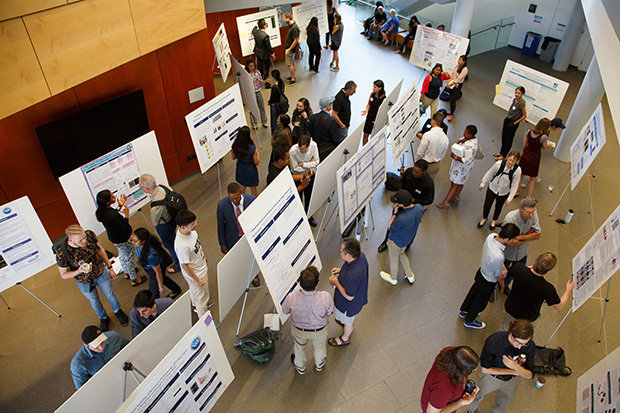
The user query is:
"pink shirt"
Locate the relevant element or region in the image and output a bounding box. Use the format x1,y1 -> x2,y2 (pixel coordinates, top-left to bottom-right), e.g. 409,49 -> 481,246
282,290 -> 334,329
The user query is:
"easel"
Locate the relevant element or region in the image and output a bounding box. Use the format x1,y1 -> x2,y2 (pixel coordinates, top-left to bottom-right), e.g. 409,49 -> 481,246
549,160 -> 597,217
315,148 -> 350,242
138,208 -> 156,233
235,257 -> 268,337
203,161 -> 223,201
235,71 -> 263,151
0,282 -> 61,317
121,362 -> 146,402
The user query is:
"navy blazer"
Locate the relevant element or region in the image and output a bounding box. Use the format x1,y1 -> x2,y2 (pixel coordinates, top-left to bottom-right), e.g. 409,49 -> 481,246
217,194 -> 256,249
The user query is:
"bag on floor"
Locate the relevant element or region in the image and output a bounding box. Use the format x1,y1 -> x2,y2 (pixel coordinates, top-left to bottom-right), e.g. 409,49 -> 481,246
385,172 -> 402,191
533,345 -> 572,376
234,327 -> 275,364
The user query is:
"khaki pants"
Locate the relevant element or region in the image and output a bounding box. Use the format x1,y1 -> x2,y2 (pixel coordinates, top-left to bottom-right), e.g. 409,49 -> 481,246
387,239 -> 414,280
421,95 -> 439,118
185,274 -> 210,318
468,373 -> 518,413
426,161 -> 441,181
291,325 -> 328,370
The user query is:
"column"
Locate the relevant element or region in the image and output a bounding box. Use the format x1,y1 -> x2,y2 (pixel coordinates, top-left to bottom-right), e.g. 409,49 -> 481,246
553,0 -> 586,72
450,0 -> 475,38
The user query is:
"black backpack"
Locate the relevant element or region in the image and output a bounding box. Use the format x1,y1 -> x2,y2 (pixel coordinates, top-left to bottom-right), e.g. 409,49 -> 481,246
492,159 -> 518,187
52,232 -> 97,270
150,185 -> 187,225
533,346 -> 572,376
385,172 -> 403,191
274,85 -> 289,114
234,327 -> 275,364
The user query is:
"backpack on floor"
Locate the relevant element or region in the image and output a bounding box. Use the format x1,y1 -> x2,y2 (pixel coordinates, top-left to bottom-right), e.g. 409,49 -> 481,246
234,327 -> 275,364
149,185 -> 187,225
533,346 -> 572,376
385,172 -> 402,191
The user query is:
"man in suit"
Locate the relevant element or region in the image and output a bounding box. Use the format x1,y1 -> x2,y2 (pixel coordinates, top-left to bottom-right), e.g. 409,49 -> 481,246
252,19 -> 274,85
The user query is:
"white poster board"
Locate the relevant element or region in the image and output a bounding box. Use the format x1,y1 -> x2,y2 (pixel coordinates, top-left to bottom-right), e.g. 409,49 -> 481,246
231,57 -> 260,127
336,127 -> 387,232
59,131 -> 168,236
185,83 -> 245,174
570,103 -> 607,190
577,345 -> 620,413
236,9 -> 281,57
409,26 -> 469,73
493,60 -> 570,125
0,196 -> 55,293
212,23 -> 232,83
118,311 -> 234,413
292,1 -> 329,42
388,80 -> 420,164
238,171 -> 322,323
572,203 -> 620,311
372,78 -> 403,138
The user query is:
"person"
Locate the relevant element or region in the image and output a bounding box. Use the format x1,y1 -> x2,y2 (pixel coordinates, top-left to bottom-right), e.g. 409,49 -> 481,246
446,55 -> 468,121
282,266 -> 334,374
459,223 -> 520,329
309,96 -> 341,160
417,108 -> 448,139
131,227 -> 182,300
516,118 -> 553,198
437,23 -> 446,31
139,174 -> 181,273
415,112 -> 450,179
95,190 -> 145,286
519,117 -> 565,189
497,86 -> 527,158
379,190 -> 424,285
70,325 -> 129,389
396,15 -> 419,54
328,238 -> 369,347
283,13 -> 300,86
329,14 -> 343,72
478,151 -> 522,230
245,59 -> 268,128
467,319 -> 536,413
333,80 -> 357,141
436,125 -> 479,209
367,5 -> 387,40
252,18 -> 274,83
421,346 -> 480,413
324,0 -> 338,48
289,134 -> 319,226
306,17 -> 321,73
56,225 -> 129,331
361,1 -> 384,37
420,63 -> 451,117
266,147 -> 312,193
231,126 -> 259,196
174,210 -> 212,317
502,252 -> 575,330
361,79 -> 386,145
291,98 -> 312,145
270,113 -> 292,164
381,9 -> 399,46
266,69 -> 286,135
129,289 -> 175,338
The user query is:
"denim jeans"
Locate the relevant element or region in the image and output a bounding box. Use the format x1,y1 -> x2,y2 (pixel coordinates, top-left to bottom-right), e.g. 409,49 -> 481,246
75,267 -> 121,319
156,221 -> 180,268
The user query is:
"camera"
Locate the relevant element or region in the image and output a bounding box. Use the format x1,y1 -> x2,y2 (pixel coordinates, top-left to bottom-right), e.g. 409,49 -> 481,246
464,379 -> 476,395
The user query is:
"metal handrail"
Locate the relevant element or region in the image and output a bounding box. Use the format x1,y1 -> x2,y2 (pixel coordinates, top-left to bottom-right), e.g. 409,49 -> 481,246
471,22 -> 515,37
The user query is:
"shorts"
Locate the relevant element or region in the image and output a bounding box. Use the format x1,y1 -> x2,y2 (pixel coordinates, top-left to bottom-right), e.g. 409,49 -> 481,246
330,44 -> 340,51
334,307 -> 355,325
285,50 -> 295,66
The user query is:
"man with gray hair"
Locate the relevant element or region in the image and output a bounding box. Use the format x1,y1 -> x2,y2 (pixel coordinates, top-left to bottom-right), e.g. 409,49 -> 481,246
332,81 -> 357,141
310,96 -> 342,160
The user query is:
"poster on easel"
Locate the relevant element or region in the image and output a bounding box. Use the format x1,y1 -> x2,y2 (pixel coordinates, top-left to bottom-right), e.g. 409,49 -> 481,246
577,345 -> 620,413
571,103 -> 607,190
236,9 -> 281,57
388,80 -> 420,164
212,23 -> 232,83
292,1 -> 329,42
409,26 -> 469,73
230,57 -> 260,127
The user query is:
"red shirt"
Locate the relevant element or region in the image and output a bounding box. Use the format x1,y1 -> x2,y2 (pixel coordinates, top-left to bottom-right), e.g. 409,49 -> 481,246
421,349 -> 464,413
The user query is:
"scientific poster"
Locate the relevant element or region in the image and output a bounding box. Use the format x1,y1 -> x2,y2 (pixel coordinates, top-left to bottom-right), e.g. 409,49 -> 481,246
572,203 -> 620,311
388,80 -> 420,164
212,23 -> 232,83
185,83 -> 245,173
292,1 -> 329,42
336,127 -> 387,232
409,26 -> 469,73
571,103 -> 607,190
231,57 -> 260,128
577,345 -> 620,413
236,9 -> 281,57
238,171 -> 322,323
493,60 -> 569,125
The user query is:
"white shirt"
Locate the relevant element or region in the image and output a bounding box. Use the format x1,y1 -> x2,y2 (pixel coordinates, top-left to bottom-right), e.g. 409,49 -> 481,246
415,127 -> 449,163
480,233 -> 506,282
481,160 -> 522,201
174,230 -> 208,280
289,141 -> 320,174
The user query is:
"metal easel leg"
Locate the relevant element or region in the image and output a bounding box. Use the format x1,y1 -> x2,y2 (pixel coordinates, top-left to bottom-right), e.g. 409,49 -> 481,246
0,293 -> 10,309
138,209 -> 156,233
549,180 -> 571,217
545,306 -> 572,347
598,279 -> 611,343
17,282 -> 60,317
588,160 -> 597,215
216,162 -> 223,200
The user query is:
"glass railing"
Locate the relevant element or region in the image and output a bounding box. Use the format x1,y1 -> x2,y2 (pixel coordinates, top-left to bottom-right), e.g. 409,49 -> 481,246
468,17 -> 515,56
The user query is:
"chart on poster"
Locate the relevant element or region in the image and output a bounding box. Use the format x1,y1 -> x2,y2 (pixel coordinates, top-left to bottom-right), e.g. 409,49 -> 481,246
212,23 -> 232,83
571,103 -> 607,190
409,26 -> 469,72
292,1 -> 328,42
577,345 -> 620,413
236,9 -> 281,57
388,80 -> 420,163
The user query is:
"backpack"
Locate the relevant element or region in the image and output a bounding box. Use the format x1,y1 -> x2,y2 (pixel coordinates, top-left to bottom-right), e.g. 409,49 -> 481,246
274,85 -> 289,114
234,327 -> 275,364
533,346 -> 572,376
492,159 -> 517,187
52,232 -> 97,271
385,172 -> 403,191
150,185 -> 187,225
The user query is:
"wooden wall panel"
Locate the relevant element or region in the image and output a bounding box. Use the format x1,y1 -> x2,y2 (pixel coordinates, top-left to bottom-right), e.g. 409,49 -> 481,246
23,0 -> 140,95
36,198 -> 76,239
0,0 -> 66,22
0,188 -> 9,205
0,18 -> 51,120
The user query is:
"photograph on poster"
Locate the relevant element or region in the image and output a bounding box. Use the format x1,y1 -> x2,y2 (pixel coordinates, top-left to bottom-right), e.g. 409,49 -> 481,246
212,23 -> 232,83
577,345 -> 620,413
292,1 -> 328,42
409,26 -> 469,73
236,9 -> 281,57
388,81 -> 420,164
571,103 -> 607,190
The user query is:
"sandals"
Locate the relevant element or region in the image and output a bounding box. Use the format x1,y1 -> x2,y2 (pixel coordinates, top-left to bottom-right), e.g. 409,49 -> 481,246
131,275 -> 146,286
435,203 -> 448,210
328,336 -> 350,347
167,266 -> 181,273
168,292 -> 181,299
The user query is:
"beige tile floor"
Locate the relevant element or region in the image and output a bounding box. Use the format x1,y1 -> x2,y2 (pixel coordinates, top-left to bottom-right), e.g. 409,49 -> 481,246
1,4 -> 619,412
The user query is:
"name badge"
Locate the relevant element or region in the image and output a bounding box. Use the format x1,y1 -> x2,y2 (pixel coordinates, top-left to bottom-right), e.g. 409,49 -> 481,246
511,106 -> 516,110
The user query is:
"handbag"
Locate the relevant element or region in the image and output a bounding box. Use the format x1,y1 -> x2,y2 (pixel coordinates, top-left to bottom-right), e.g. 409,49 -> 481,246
475,142 -> 484,160
274,85 -> 289,114
439,88 -> 451,101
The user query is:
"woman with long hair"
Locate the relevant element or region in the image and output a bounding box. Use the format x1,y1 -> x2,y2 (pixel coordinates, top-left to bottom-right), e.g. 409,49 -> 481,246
270,114 -> 292,163
291,97 -> 312,145
329,14 -> 343,72
497,86 -> 527,158
131,227 -> 181,299
420,63 -> 451,117
517,117 -> 553,198
266,69 -> 286,135
324,0 -> 337,49
95,190 -> 145,286
231,126 -> 260,196
446,55 -> 468,121
478,151 -> 522,230
361,79 -> 386,145
245,59 -> 268,128
306,17 -> 321,72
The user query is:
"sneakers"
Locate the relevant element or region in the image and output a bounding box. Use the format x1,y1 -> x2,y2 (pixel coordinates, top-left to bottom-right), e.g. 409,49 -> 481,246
329,62 -> 334,68
289,80 -> 296,87
115,309 -> 129,327
100,316 -> 110,332
406,274 -> 415,284
458,311 -> 467,319
536,177 -> 541,183
330,67 -> 340,72
285,76 -> 292,81
463,320 -> 486,329
316,361 -> 325,372
291,354 -> 305,375
380,271 -> 397,285
207,300 -> 215,308
377,242 -> 387,253
308,217 -> 317,227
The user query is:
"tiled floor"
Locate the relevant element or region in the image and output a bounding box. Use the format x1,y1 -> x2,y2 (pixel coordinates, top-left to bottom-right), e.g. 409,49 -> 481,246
1,4 -> 619,412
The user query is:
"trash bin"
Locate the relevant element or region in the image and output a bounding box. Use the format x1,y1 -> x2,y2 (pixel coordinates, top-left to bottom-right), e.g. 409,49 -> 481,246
540,36 -> 561,63
522,31 -> 541,57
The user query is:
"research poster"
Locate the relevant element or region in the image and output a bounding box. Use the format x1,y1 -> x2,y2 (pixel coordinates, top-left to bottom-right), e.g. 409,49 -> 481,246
231,57 -> 260,128
577,345 -> 620,413
292,1 -> 328,42
571,103 -> 607,190
212,23 -> 232,83
572,203 -> 620,311
409,26 -> 469,73
388,80 -> 420,164
493,60 -> 569,125
238,171 -> 322,323
81,144 -> 146,209
336,127 -> 387,232
0,197 -> 55,293
185,83 -> 245,173
119,312 -> 234,413
236,9 -> 281,57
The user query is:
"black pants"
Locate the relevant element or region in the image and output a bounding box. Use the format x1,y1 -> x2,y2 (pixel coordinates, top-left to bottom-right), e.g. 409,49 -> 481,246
460,269 -> 496,323
398,32 -> 415,52
257,58 -> 270,83
500,117 -> 519,158
300,174 -> 315,213
308,46 -> 321,71
449,85 -> 463,115
482,189 -> 509,221
146,267 -> 181,299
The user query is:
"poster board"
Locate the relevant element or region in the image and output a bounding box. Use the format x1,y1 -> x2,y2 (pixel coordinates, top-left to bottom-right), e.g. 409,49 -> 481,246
336,127 -> 387,232
231,57 -> 260,127
371,78 -> 403,138
572,203 -> 620,311
212,24 -> 232,83
238,171 -> 322,323
409,26 -> 469,73
577,344 -> 620,413
117,311 -> 233,413
388,80 -> 420,164
185,83 -> 245,174
59,131 -> 168,236
292,1 -> 329,42
493,60 -> 570,125
570,103 -> 606,190
0,196 -> 55,293
236,9 -> 281,57
307,122 -> 363,218
57,293 -> 193,413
